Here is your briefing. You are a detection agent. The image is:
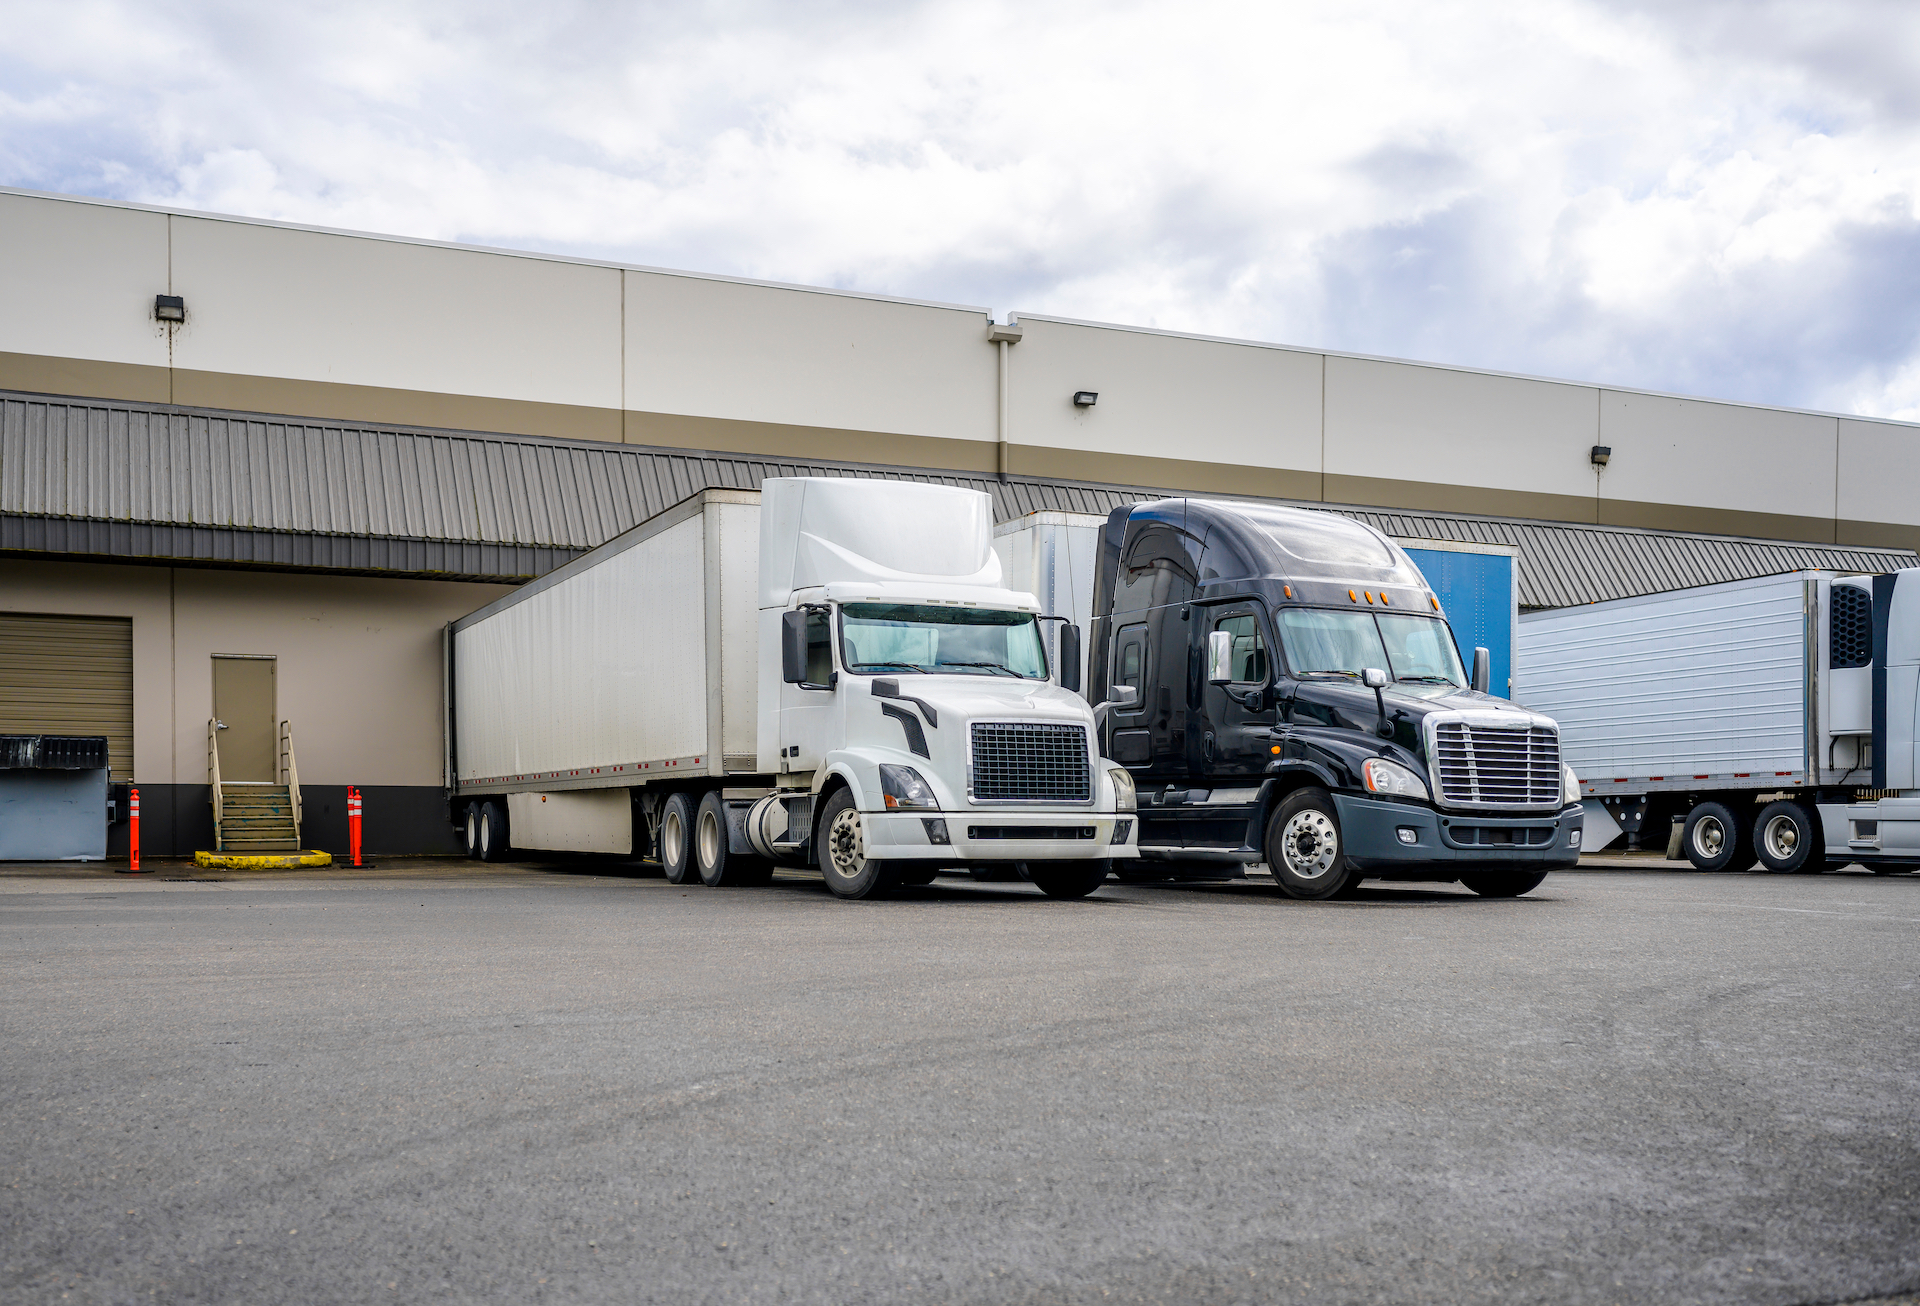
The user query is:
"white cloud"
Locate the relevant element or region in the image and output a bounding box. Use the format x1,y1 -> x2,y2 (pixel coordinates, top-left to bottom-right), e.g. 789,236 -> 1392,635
2,0 -> 1918,417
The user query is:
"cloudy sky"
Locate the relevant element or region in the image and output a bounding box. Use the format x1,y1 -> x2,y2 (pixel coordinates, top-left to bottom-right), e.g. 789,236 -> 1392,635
4,0 -> 1918,419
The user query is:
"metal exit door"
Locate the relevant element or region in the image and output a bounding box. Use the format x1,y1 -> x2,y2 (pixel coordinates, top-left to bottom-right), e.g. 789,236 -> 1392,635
212,656 -> 277,782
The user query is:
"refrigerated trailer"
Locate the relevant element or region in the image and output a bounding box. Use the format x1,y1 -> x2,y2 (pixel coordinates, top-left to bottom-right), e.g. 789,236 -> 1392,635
445,480 -> 1137,899
1517,569 -> 1920,873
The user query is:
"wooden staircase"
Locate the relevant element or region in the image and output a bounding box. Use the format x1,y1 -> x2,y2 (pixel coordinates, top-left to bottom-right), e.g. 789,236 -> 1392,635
209,719 -> 306,853
218,784 -> 301,852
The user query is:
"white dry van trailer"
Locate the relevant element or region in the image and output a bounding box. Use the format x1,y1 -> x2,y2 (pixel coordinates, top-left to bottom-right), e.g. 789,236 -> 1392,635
445,478 -> 1138,898
1517,569 -> 1920,873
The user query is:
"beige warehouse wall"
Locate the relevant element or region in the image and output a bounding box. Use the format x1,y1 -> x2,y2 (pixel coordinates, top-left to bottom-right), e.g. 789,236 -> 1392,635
0,192 -> 171,402
168,215 -> 625,442
1324,356 -> 1600,522
8,187 -> 1920,549
1007,318 -> 1324,499
621,268 -> 997,465
1600,391 -> 1839,541
0,559 -> 512,787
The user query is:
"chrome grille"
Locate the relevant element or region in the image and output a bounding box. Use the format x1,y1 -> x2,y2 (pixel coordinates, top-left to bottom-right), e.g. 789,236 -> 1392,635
1432,722 -> 1561,808
969,722 -> 1091,803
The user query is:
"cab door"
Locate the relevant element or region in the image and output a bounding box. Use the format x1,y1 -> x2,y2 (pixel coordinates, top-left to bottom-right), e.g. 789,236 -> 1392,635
779,607 -> 841,773
1186,605 -> 1276,848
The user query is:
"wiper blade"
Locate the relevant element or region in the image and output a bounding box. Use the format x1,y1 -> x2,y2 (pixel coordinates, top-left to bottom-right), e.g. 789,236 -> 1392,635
935,661 -> 1023,677
853,662 -> 931,674
1396,675 -> 1459,686
1300,670 -> 1359,680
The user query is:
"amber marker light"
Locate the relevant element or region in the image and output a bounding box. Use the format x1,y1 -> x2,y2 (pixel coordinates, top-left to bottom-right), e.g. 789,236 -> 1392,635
1349,589 -> 1358,601
1283,585 -> 1292,598
1365,591 -> 1375,603
1271,745 -> 1281,754
1381,593 -> 1391,605
1430,596 -> 1440,610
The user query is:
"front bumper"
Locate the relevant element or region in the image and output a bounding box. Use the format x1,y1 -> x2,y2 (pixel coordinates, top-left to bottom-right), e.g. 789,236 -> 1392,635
860,809 -> 1139,861
1332,794 -> 1582,871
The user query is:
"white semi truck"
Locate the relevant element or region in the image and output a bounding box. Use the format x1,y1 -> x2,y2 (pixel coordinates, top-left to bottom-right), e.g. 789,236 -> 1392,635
444,478 -> 1138,898
1518,569 -> 1920,873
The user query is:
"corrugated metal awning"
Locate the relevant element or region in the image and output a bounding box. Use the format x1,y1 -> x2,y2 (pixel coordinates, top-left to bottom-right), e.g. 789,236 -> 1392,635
3,389 -> 1913,606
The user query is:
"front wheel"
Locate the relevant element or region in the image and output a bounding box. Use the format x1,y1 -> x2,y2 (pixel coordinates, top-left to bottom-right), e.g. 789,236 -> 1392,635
817,789 -> 893,900
1264,788 -> 1363,900
1459,870 -> 1550,898
1022,860 -> 1112,899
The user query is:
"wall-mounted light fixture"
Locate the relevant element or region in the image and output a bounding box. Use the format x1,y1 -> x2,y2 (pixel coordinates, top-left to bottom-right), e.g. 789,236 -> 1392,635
154,294 -> 185,323
1073,391 -> 1098,407
1590,445 -> 1612,468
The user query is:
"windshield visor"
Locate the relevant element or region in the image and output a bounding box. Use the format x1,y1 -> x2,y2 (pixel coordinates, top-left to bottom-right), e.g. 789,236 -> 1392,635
841,604 -> 1047,678
1276,609 -> 1464,687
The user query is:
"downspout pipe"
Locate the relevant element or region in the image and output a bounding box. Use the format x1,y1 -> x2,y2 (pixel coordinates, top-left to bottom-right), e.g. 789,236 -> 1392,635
987,318 -> 1023,481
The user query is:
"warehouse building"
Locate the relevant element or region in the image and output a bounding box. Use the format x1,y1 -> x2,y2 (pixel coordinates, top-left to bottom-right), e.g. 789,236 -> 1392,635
3,185 -> 1916,857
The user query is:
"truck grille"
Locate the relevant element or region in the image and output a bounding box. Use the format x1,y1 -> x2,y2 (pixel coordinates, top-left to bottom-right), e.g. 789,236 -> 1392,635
1432,723 -> 1562,809
969,722 -> 1091,803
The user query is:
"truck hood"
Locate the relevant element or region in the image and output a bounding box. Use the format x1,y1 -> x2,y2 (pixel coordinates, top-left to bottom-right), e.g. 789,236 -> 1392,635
871,673 -> 1093,726
1288,677 -> 1557,760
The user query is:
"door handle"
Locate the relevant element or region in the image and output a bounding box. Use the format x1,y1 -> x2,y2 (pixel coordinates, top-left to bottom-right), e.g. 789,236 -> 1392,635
1203,732 -> 1215,762
215,721 -> 228,730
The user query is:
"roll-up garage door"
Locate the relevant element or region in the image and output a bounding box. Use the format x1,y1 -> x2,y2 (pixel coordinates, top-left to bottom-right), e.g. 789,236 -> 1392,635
0,614 -> 134,781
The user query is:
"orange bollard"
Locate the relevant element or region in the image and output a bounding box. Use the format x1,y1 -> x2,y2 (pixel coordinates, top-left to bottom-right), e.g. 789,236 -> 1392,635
348,786 -> 362,867
127,788 -> 142,873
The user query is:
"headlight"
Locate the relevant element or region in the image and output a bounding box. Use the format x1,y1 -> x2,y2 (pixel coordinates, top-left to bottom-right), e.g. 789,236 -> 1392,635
879,763 -> 938,810
1362,757 -> 1430,801
1563,764 -> 1581,806
1107,767 -> 1137,812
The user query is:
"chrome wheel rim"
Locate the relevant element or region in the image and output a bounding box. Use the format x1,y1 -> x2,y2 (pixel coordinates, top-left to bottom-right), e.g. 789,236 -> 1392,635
466,811 -> 477,852
1763,814 -> 1800,861
827,808 -> 865,881
697,808 -> 722,871
1281,809 -> 1340,881
661,809 -> 685,868
1692,816 -> 1726,860
479,813 -> 493,856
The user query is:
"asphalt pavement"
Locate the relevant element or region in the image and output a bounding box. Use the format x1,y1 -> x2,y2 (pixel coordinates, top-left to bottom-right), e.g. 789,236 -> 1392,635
2,861 -> 1917,1306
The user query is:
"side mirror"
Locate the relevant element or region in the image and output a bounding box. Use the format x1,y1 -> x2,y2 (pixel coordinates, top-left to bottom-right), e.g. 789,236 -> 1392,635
1207,630 -> 1234,685
1057,623 -> 1082,693
1109,684 -> 1139,708
1363,667 -> 1392,738
1362,667 -> 1388,689
781,610 -> 808,684
1471,647 -> 1490,694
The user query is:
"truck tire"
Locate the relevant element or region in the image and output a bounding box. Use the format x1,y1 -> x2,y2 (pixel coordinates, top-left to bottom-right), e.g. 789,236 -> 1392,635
695,791 -> 773,887
1264,788 -> 1363,900
659,792 -> 697,884
477,800 -> 511,862
1021,860 -> 1112,899
1753,800 -> 1828,874
1459,870 -> 1550,897
1682,800 -> 1755,871
817,788 -> 894,899
463,803 -> 481,859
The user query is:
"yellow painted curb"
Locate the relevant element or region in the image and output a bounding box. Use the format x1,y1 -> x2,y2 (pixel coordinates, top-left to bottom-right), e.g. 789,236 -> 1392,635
193,850 -> 334,870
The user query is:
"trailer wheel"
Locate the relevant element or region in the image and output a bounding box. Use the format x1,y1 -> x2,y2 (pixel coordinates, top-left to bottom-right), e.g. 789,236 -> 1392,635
1682,801 -> 1755,871
477,800 -> 511,862
463,803 -> 481,860
1264,788 -> 1363,900
1022,860 -> 1112,899
1753,800 -> 1828,874
659,792 -> 697,884
1459,870 -> 1550,897
695,791 -> 772,887
817,788 -> 893,899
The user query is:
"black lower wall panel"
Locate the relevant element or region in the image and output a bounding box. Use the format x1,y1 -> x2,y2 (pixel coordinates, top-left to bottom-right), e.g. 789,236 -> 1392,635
126,784 -> 459,856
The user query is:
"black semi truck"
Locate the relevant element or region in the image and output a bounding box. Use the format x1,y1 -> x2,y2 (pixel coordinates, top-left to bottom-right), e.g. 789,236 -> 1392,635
1084,497 -> 1582,899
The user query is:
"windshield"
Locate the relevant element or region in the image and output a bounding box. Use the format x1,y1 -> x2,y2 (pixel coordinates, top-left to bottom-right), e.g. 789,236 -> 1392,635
841,603 -> 1047,679
1275,609 -> 1465,686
